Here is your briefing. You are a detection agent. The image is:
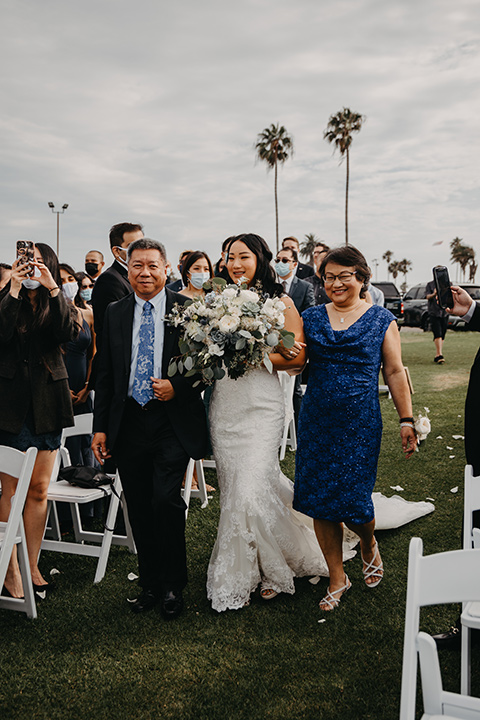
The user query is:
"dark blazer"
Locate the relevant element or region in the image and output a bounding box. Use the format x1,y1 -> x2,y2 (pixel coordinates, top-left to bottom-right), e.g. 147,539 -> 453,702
465,303 -> 480,473
166,279 -> 183,293
288,275 -> 315,315
91,260 -> 132,350
93,288 -> 208,460
0,292 -> 77,434
296,262 -> 315,280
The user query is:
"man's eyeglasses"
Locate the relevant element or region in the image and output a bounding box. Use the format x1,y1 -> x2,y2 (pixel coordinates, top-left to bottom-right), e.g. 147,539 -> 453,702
322,271 -> 358,285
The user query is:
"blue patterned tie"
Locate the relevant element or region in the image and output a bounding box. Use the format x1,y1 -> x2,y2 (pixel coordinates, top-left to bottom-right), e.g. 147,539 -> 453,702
132,301 -> 155,406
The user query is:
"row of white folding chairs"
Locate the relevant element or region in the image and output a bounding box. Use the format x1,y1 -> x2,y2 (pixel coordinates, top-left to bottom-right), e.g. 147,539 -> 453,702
400,465 -> 480,719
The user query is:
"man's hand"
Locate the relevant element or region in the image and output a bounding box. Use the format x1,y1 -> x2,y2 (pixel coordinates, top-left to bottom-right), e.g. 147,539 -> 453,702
92,432 -> 111,464
151,378 -> 175,401
446,286 -> 474,317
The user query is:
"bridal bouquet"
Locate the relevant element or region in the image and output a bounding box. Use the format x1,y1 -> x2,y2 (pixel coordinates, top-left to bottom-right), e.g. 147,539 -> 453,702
165,278 -> 295,385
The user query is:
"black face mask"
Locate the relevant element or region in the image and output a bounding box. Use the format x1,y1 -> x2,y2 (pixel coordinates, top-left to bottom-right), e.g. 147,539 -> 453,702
85,262 -> 98,276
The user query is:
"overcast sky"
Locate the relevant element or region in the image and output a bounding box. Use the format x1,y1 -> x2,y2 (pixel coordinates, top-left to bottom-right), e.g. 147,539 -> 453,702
2,0 -> 479,287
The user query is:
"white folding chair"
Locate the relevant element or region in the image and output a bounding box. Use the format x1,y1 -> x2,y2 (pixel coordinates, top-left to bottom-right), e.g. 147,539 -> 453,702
461,465 -> 480,695
278,371 -> 297,460
182,459 -> 209,518
400,536 -> 480,720
0,446 -> 38,619
41,414 -> 135,583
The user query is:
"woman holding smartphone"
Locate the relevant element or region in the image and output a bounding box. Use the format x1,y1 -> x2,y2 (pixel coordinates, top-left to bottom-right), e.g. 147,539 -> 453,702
0,243 -> 78,598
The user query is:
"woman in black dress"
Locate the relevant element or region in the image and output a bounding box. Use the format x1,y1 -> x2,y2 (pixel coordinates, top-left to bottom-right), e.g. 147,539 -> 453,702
0,243 -> 78,597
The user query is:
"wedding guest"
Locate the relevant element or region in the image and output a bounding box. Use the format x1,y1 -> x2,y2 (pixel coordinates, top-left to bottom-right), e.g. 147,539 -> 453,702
305,243 -> 331,305
214,237 -> 234,279
91,222 -> 144,354
274,245 -> 314,428
294,245 -> 417,611
59,264 -> 96,467
426,271 -> 448,364
281,236 -> 314,279
75,272 -> 95,306
0,243 -> 77,598
85,250 -> 105,280
166,250 -> 194,293
0,263 -> 12,290
179,251 -> 213,300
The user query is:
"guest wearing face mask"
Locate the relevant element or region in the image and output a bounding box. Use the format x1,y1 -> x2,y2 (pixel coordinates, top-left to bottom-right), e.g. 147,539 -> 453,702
75,272 -> 94,307
84,250 -> 105,281
275,246 -> 315,429
91,223 -> 144,358
0,243 -> 77,598
178,251 -> 213,300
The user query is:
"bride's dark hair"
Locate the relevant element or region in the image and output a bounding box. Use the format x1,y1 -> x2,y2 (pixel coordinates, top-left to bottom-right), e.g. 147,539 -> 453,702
226,233 -> 283,297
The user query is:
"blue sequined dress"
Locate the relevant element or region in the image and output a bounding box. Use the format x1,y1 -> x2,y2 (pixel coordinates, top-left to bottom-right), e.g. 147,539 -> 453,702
293,304 -> 395,525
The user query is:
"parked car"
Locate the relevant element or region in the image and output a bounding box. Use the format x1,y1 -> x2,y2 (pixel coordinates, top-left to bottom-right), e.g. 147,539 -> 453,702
402,283 -> 480,330
371,281 -> 404,322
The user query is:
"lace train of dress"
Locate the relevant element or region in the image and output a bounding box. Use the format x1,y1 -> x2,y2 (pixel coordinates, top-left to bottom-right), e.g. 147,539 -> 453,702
206,368 -> 356,612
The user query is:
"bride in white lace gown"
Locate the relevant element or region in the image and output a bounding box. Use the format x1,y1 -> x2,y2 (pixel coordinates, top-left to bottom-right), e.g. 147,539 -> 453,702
206,234 -> 352,612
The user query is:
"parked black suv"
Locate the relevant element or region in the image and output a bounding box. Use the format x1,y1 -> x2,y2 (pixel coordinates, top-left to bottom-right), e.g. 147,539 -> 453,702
402,283 -> 480,330
371,282 -> 403,322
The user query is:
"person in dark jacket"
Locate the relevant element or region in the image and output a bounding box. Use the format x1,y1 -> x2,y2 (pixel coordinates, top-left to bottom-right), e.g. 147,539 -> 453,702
281,236 -> 315,279
0,243 -> 78,598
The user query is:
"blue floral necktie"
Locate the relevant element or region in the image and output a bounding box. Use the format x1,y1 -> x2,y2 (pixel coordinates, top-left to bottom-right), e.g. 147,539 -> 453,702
132,301 -> 155,406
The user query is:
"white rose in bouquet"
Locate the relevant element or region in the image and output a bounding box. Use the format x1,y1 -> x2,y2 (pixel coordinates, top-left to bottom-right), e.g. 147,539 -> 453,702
218,314 -> 240,333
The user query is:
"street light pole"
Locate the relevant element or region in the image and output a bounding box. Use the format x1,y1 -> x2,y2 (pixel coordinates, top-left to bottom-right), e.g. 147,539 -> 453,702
48,202 -> 69,257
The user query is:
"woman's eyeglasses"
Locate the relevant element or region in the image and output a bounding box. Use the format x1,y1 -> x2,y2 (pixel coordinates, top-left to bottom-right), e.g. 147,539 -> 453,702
322,271 -> 357,285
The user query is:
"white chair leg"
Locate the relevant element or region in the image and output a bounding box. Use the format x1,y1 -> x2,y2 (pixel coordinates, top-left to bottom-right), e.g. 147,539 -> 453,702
194,460 -> 208,506
182,459 -> 195,518
17,522 -> 37,619
461,622 -> 471,695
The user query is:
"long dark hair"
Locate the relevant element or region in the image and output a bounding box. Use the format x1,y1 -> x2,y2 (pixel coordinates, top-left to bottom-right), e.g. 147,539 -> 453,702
74,271 -> 94,309
181,251 -> 213,287
0,242 -> 64,333
226,234 -> 283,297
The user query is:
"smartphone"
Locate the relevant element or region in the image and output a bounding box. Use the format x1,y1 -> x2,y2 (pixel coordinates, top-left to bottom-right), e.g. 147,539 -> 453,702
16,240 -> 34,277
433,266 -> 454,309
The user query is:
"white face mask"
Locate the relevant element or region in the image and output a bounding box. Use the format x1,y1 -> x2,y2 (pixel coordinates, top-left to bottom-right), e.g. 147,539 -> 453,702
190,272 -> 210,289
275,261 -> 292,278
114,247 -> 128,268
62,281 -> 78,302
22,266 -> 41,290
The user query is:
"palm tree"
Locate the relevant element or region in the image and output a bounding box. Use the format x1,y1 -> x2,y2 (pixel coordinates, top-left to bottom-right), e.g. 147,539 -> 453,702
324,107 -> 366,245
388,260 -> 402,281
382,250 -> 393,280
397,258 -> 413,294
255,123 -> 294,252
450,237 -> 476,281
300,233 -> 318,266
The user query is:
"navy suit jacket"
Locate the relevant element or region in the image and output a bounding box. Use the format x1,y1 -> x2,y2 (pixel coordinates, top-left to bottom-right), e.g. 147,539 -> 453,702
288,275 -> 315,315
93,288 -> 208,460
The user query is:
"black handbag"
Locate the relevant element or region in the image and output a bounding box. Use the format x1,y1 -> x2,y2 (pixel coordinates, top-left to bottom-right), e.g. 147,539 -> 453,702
58,465 -> 114,490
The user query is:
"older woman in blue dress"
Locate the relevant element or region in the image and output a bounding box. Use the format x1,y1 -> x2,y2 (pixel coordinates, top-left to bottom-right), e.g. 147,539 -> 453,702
293,246 -> 416,611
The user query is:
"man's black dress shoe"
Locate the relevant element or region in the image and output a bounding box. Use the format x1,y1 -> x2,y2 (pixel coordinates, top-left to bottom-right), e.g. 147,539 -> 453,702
161,590 -> 184,620
432,626 -> 461,650
129,589 -> 159,614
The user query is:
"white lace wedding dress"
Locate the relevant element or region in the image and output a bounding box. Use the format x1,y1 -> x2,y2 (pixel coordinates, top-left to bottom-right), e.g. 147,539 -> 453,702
206,367 -> 435,613
206,368 -> 356,612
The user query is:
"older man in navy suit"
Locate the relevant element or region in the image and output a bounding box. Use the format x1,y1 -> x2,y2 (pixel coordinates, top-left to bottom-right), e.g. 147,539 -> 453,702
93,238 -> 208,620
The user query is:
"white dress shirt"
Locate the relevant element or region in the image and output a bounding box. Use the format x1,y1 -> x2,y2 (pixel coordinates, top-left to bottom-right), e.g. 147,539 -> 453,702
128,289 -> 166,396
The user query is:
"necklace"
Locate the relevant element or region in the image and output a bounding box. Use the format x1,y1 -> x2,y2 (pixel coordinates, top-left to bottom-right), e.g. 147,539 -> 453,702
332,301 -> 364,324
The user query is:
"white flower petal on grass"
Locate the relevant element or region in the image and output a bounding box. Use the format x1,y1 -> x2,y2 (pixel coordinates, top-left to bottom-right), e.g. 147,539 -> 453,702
436,436 -> 443,439
50,568 -> 60,576
318,619 -> 327,624
426,497 -> 435,501
128,572 -> 139,581
449,455 -> 455,459
390,485 -> 404,492
309,576 -> 321,585
446,446 -> 453,450
451,487 -> 459,493
452,435 -> 464,440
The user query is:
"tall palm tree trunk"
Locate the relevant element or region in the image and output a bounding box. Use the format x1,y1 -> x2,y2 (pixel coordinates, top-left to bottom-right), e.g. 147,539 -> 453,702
274,160 -> 279,253
345,147 -> 350,245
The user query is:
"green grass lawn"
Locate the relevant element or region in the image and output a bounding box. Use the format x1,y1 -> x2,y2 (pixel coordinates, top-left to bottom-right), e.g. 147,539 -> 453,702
1,328 -> 479,720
